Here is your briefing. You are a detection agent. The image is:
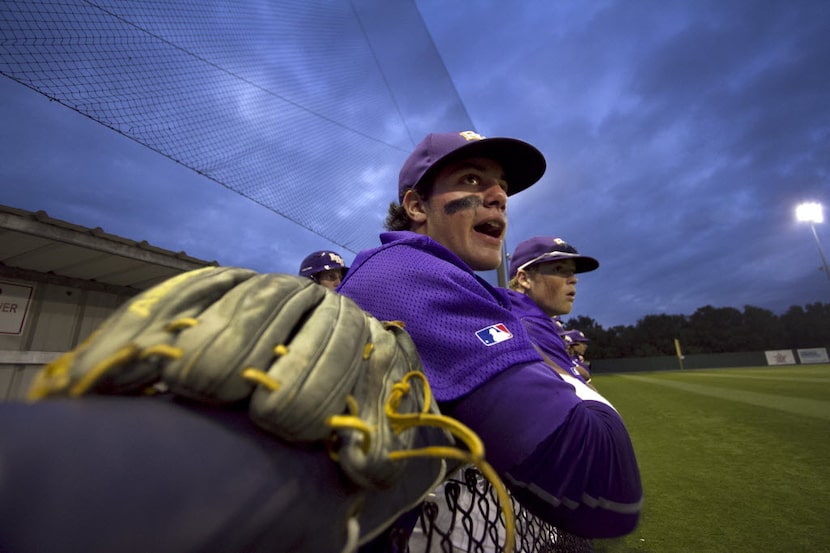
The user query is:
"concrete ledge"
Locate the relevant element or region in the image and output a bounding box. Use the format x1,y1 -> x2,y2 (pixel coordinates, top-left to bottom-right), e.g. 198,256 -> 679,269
0,350 -> 63,365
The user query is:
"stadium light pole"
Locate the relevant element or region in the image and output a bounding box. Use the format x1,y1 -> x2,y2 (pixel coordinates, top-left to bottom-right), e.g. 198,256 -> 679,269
795,202 -> 830,281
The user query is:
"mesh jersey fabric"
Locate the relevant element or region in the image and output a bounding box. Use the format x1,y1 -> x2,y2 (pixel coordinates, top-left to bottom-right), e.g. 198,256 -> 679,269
337,231 -> 543,402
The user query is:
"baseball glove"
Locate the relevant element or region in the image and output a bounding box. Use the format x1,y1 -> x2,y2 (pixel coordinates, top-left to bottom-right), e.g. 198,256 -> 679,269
26,266 -> 515,552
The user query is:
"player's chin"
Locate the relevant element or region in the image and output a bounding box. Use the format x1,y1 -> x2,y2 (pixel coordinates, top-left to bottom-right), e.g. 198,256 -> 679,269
466,253 -> 501,272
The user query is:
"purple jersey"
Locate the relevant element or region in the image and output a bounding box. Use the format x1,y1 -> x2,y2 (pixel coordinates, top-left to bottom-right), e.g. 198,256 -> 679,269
506,289 -> 587,382
339,231 -> 642,539
339,231 -> 542,401
573,356 -> 592,376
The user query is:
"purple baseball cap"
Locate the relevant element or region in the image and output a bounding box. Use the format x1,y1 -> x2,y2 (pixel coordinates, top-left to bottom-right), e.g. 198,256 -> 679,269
298,250 -> 348,278
562,329 -> 590,343
397,131 -> 546,202
508,236 -> 599,278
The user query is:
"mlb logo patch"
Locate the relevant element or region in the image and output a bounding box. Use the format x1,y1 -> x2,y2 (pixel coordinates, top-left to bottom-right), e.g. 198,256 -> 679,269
475,323 -> 514,346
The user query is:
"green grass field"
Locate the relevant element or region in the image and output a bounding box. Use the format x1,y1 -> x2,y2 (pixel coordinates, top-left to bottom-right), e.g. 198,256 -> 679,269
590,364 -> 830,553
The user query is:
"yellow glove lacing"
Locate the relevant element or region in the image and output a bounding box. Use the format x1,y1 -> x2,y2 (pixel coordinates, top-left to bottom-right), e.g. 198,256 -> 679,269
27,318 -> 288,399
327,370 -> 516,553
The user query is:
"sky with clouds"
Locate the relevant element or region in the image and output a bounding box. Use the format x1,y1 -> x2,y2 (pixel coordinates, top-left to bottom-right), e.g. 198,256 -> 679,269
1,0 -> 828,329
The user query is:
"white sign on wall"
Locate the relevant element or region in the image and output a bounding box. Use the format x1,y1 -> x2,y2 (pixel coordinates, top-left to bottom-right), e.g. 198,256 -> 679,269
0,281 -> 34,335
764,349 -> 796,365
797,348 -> 830,364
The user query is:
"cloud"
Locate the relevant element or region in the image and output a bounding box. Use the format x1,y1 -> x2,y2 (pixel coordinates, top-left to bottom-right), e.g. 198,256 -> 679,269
420,0 -> 830,326
3,1 -> 828,328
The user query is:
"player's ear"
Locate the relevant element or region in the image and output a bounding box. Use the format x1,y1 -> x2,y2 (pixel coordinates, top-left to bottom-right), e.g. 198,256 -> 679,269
402,189 -> 427,224
517,269 -> 533,291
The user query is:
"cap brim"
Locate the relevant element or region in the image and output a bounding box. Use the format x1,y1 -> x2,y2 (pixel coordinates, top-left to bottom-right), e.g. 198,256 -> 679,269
515,252 -> 600,275
573,256 -> 600,273
417,137 -> 546,197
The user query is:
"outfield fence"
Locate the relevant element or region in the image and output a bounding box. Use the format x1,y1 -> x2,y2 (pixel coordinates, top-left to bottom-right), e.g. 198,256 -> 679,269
592,347 -> 830,374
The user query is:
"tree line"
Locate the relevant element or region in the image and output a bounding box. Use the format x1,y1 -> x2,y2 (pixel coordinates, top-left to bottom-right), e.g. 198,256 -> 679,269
564,302 -> 830,360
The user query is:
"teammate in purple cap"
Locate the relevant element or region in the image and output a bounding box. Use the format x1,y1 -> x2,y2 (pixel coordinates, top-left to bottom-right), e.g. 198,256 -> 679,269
298,250 -> 348,290
338,131 -> 642,539
563,329 -> 593,383
507,236 -> 599,385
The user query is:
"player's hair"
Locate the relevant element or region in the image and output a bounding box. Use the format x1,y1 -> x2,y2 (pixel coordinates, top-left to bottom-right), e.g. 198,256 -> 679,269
507,265 -> 539,294
383,184 -> 434,231
384,202 -> 410,231
507,266 -> 538,291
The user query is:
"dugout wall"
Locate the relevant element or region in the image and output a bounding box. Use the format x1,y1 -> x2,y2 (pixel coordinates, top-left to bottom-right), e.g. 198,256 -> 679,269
0,204 -> 214,400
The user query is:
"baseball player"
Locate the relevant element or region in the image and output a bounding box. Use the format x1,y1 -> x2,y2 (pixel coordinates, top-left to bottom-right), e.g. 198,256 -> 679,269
338,131 -> 642,540
506,236 -> 598,385
562,329 -> 593,382
298,249 -> 349,290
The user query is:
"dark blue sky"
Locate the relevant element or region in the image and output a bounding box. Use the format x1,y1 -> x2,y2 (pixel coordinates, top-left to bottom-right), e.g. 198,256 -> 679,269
1,0 -> 828,328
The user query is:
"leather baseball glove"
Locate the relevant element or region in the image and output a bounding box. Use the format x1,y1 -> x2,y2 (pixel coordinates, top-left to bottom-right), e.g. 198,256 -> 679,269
22,266 -> 515,552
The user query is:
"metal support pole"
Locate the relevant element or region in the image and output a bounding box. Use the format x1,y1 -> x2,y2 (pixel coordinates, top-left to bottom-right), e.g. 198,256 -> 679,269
497,244 -> 508,288
809,223 -> 830,281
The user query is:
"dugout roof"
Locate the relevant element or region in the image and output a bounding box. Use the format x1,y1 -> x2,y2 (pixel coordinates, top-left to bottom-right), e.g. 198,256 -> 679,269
0,204 -> 215,295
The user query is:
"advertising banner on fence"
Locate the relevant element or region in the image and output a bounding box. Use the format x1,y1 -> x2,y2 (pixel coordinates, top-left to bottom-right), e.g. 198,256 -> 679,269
796,348 -> 829,364
0,281 -> 34,335
764,350 -> 796,365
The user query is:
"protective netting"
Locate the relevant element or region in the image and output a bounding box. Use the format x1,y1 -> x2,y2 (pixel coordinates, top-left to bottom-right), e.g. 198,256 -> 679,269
0,5 -> 593,549
409,467 -> 594,553
0,0 -> 474,253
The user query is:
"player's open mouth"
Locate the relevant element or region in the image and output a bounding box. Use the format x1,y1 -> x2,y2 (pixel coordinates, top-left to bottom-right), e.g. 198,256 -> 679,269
474,220 -> 504,239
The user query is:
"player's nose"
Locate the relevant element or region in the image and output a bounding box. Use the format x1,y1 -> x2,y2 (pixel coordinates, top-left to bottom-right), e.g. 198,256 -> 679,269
482,180 -> 507,211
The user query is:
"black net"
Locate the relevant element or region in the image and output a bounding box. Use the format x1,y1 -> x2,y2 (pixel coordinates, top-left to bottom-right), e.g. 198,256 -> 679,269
409,467 -> 594,553
0,0 -> 474,253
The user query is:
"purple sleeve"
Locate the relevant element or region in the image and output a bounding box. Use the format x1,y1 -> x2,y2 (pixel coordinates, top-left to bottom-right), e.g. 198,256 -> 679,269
506,401 -> 642,538
0,397 -> 357,552
444,362 -> 643,539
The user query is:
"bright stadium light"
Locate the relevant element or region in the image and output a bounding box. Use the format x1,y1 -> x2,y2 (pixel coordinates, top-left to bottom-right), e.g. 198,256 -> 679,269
796,202 -> 824,224
795,202 -> 830,281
